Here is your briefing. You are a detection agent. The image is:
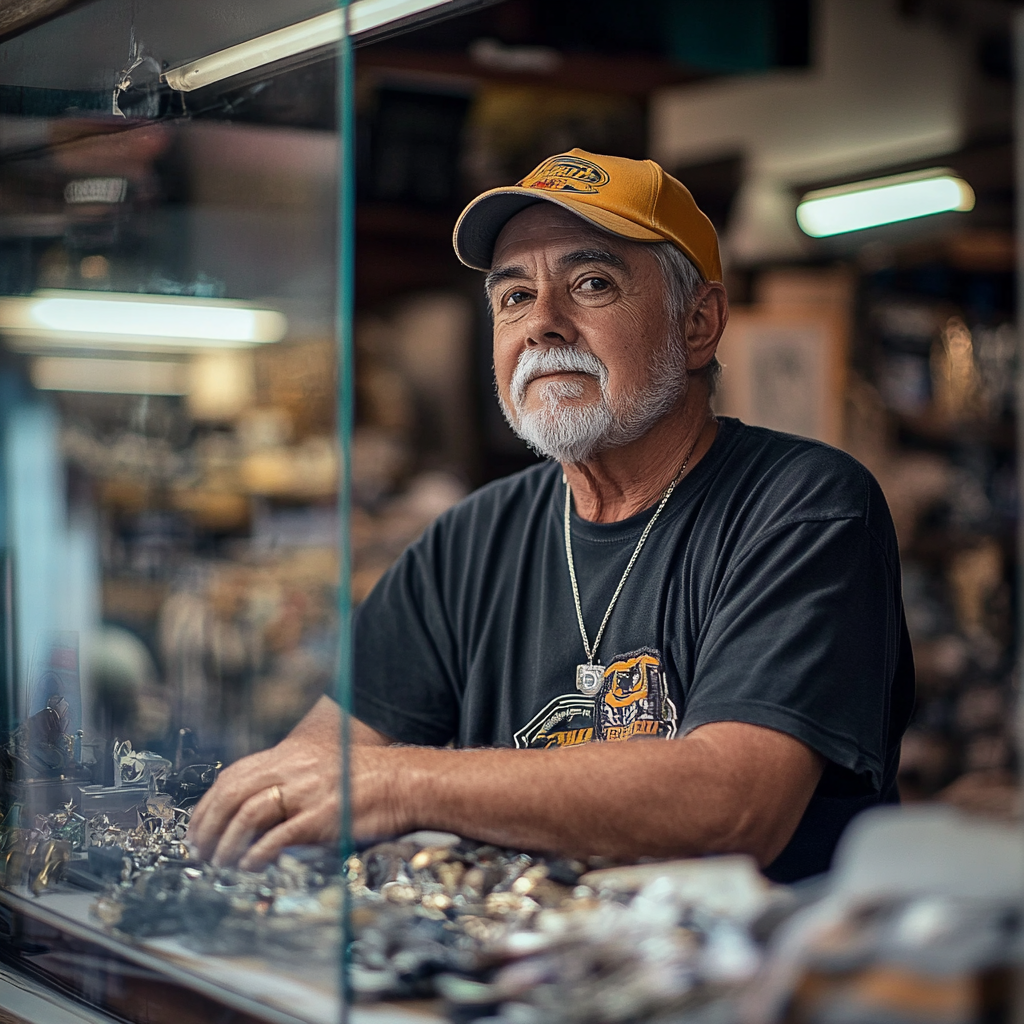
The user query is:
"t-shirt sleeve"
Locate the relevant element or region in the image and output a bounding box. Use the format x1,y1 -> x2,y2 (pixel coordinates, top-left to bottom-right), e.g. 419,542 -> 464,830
352,524 -> 461,746
682,514 -> 899,792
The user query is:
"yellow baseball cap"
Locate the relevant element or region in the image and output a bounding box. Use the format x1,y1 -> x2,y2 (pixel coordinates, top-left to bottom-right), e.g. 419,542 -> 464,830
453,148 -> 722,282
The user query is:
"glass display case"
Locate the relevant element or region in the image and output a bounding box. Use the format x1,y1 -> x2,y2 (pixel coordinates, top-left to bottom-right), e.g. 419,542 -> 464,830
2,4 -> 1020,1024
0,2 -> 483,1021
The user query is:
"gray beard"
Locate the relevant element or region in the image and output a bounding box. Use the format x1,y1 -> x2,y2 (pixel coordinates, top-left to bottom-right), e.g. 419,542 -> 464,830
498,342 -> 687,464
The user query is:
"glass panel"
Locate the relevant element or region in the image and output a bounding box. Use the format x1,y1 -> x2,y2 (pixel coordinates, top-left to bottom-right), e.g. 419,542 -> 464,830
0,2 -> 481,1020
0,27 -> 344,1024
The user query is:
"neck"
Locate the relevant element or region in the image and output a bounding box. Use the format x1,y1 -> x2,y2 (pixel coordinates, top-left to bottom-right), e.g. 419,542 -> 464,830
563,394 -> 718,523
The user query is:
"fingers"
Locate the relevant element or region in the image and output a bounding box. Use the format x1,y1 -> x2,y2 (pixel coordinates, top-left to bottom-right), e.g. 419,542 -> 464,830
210,786 -> 287,867
239,809 -> 337,872
187,753 -> 277,860
186,791 -> 221,849
186,724 -> 345,866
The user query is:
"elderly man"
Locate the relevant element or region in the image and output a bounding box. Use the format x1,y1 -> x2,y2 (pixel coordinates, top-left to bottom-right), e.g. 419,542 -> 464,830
189,150 -> 914,883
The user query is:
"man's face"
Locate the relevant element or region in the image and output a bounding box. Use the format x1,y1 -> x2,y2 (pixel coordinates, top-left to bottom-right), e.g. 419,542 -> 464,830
488,204 -> 687,463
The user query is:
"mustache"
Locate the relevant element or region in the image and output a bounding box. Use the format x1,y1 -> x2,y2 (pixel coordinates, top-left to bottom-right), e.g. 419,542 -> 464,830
509,347 -> 608,408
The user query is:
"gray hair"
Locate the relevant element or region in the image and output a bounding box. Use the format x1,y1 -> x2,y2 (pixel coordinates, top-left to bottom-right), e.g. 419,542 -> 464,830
648,241 -> 722,397
484,233 -> 723,396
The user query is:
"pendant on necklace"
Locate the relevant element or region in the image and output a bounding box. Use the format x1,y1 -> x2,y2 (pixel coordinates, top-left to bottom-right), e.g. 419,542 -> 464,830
576,663 -> 606,696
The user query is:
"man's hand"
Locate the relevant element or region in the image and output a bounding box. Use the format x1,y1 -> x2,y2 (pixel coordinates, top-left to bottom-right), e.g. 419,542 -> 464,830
190,706 -> 824,871
186,696 -> 389,870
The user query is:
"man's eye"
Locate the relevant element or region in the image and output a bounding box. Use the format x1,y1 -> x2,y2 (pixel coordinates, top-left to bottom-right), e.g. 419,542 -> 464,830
578,277 -> 609,292
505,290 -> 530,307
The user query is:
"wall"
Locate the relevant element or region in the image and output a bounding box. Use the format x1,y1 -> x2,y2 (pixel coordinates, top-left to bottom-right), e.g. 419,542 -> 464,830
650,0 -> 970,262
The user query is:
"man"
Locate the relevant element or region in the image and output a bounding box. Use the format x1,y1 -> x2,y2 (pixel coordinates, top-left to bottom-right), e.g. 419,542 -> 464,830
189,149 -> 914,883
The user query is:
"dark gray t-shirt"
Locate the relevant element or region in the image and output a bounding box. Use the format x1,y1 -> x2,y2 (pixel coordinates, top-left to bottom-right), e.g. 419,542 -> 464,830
353,418 -> 915,882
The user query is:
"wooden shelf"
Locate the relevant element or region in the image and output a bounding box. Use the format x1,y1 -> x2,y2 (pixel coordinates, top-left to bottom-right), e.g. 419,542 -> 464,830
357,47 -> 709,98
894,411 -> 1016,452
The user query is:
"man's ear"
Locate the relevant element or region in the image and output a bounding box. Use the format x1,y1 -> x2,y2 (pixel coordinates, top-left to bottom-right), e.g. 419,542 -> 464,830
684,282 -> 729,372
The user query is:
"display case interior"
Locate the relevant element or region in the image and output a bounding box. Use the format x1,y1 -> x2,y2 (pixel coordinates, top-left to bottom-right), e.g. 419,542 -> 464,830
0,2 -> 484,1020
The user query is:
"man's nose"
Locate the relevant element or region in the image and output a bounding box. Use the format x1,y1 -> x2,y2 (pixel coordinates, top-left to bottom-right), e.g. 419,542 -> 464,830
523,289 -> 579,348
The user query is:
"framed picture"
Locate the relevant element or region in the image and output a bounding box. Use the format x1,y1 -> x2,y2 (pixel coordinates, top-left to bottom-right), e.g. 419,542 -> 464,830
714,303 -> 848,448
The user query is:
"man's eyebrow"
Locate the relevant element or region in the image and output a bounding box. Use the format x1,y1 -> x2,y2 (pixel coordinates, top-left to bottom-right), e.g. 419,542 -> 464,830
484,249 -> 626,292
557,248 -> 626,270
484,264 -> 528,292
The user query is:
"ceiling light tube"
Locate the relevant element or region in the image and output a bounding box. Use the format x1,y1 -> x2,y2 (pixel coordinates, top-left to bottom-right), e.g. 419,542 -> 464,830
30,356 -> 189,395
0,291 -> 287,350
796,168 -> 975,238
163,0 -> 453,93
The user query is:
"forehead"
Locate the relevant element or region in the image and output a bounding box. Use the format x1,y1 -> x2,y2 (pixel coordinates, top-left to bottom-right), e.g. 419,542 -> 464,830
491,203 -> 637,269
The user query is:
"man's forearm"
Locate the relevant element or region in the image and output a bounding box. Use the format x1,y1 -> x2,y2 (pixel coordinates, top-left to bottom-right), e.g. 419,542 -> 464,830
191,703 -> 820,870
356,722 -> 822,866
292,696 -> 392,746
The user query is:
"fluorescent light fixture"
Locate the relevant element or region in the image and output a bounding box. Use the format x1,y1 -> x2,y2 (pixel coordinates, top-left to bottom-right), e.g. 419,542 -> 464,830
64,178 -> 128,204
163,0 -> 453,92
0,290 -> 287,351
796,168 -> 975,238
30,356 -> 188,395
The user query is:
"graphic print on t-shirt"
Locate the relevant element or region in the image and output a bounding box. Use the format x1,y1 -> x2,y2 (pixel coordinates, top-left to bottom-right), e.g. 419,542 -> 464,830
595,648 -> 678,741
513,647 -> 678,748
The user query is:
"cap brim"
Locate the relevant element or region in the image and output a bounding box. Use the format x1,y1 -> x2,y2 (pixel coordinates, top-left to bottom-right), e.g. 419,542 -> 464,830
453,187 -> 664,271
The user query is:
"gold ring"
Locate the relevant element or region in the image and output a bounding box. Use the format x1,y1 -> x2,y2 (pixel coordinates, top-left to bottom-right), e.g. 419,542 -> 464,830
268,784 -> 287,819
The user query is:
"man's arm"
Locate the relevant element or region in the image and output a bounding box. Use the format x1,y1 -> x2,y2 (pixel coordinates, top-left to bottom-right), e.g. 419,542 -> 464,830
350,721 -> 823,864
207,711 -> 822,871
187,696 -> 392,867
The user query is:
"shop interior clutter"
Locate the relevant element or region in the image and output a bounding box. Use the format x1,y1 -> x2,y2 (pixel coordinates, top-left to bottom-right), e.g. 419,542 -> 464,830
3,707 -> 1020,1024
0,697 -> 771,1017
0,0 -> 1022,1022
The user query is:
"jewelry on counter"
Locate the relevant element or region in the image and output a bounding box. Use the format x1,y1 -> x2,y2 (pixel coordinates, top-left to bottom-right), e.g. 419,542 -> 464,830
564,429 -> 703,696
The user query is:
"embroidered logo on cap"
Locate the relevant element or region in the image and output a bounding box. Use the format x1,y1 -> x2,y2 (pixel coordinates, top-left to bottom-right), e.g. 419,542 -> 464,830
523,155 -> 610,194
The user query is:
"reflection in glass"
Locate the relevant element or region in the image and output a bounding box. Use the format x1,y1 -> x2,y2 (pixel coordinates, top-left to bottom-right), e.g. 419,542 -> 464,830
0,2 -> 381,1019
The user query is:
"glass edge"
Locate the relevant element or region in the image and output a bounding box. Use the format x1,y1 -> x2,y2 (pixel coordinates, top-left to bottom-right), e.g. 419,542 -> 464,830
336,0 -> 356,1019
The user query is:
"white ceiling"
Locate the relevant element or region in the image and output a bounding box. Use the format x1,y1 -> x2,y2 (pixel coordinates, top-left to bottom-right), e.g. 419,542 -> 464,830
650,0 -> 983,263
0,0 -> 337,92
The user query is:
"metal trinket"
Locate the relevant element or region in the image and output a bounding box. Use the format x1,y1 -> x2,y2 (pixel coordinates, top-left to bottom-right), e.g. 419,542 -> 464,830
575,664 -> 606,696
